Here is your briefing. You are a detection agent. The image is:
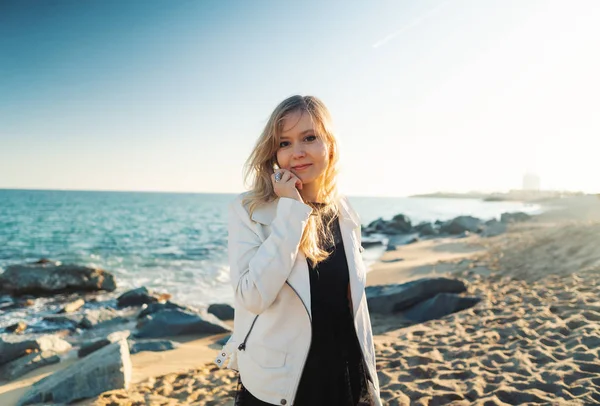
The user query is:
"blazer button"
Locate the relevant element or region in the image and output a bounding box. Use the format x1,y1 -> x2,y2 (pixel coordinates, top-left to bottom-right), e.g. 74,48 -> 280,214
280,400 -> 287,405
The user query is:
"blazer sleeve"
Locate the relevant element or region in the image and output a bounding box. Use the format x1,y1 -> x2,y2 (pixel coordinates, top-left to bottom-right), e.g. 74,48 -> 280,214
228,196 -> 313,315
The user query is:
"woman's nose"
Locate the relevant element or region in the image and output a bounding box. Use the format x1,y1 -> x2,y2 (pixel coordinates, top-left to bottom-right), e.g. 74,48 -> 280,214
292,144 -> 306,157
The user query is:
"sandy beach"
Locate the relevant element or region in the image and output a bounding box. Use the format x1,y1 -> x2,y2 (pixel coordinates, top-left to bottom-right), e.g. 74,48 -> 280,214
2,195 -> 599,405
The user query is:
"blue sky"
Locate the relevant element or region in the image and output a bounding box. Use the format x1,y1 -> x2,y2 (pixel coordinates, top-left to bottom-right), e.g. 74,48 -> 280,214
1,0 -> 598,196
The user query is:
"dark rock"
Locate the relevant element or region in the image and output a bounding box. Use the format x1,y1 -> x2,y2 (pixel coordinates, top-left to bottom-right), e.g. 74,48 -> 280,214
18,340 -> 131,406
78,331 -> 130,358
389,214 -> 412,233
381,258 -> 404,263
80,308 -> 127,329
0,334 -> 72,366
385,244 -> 397,252
129,339 -> 179,354
44,314 -> 83,324
415,222 -> 437,236
501,212 -> 531,223
413,221 -> 429,232
482,219 -> 507,237
406,237 -> 420,244
117,287 -> 160,308
365,218 -> 386,233
134,309 -> 231,339
42,314 -> 83,331
400,293 -> 481,323
78,339 -> 110,358
361,239 -> 384,248
0,350 -> 61,381
137,301 -> 189,319
440,216 -> 483,235
207,303 -> 234,321
0,260 -> 116,296
365,277 -> 467,315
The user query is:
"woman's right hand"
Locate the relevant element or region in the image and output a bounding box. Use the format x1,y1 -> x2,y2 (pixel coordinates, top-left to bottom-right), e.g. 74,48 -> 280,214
271,169 -> 304,203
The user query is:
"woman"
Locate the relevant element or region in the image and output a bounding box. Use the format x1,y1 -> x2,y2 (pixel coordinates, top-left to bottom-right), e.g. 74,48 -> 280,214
217,95 -> 381,405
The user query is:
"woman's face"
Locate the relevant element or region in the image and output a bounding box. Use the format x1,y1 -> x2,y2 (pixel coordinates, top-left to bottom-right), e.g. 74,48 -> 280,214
276,110 -> 329,187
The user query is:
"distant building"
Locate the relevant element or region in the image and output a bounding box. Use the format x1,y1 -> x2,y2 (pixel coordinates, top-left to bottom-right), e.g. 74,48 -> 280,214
522,172 -> 541,191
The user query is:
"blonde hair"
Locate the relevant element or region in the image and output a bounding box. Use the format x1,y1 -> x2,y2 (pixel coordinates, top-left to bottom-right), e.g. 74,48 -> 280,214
241,95 -> 341,267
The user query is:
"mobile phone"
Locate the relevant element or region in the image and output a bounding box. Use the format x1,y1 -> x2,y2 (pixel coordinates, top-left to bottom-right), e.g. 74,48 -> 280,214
272,162 -> 280,172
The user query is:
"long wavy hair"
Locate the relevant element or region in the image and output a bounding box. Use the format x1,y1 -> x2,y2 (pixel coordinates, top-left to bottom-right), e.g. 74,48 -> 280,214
241,95 -> 341,267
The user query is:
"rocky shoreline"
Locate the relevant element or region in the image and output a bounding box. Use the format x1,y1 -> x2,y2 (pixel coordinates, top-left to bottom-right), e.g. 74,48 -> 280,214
361,210 -> 532,247
0,263 -> 236,404
0,206 -> 555,405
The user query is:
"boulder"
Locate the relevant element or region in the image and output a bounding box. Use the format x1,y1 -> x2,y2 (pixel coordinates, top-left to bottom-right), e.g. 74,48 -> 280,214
385,244 -> 397,252
381,258 -> 404,263
440,216 -> 483,235
389,214 -> 412,233
134,309 -> 231,339
78,331 -> 131,358
361,239 -> 384,248
0,260 -> 116,296
18,340 -> 131,406
138,301 -> 189,319
207,303 -> 234,321
117,287 -> 161,308
41,314 -> 83,333
400,293 -> 481,323
365,277 -> 467,315
365,218 -> 386,233
80,308 -> 127,329
501,212 -> 531,223
0,350 -> 61,381
0,334 -> 72,366
129,339 -> 179,354
415,222 -> 437,236
482,219 -> 508,237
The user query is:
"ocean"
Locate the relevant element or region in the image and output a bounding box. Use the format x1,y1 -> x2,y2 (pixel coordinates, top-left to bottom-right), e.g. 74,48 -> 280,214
0,189 -> 542,309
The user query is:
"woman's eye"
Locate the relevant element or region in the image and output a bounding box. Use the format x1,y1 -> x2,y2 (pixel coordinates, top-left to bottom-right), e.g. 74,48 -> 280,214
279,136 -> 315,148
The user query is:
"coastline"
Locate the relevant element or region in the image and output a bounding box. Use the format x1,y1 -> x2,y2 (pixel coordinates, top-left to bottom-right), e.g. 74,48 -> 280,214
1,195 -> 599,405
409,190 -> 586,203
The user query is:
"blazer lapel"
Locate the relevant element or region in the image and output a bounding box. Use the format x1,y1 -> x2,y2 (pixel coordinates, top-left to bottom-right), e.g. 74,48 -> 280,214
338,196 -> 366,317
250,198 -> 312,319
250,199 -> 278,225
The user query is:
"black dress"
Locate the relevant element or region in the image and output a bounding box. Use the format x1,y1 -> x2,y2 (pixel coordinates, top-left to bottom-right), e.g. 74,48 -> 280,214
235,204 -> 372,406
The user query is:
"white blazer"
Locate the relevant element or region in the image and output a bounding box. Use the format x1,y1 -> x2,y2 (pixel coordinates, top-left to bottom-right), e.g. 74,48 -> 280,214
216,192 -> 381,405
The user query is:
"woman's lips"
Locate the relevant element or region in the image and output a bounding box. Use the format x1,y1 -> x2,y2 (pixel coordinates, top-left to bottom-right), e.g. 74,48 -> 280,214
293,164 -> 312,171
